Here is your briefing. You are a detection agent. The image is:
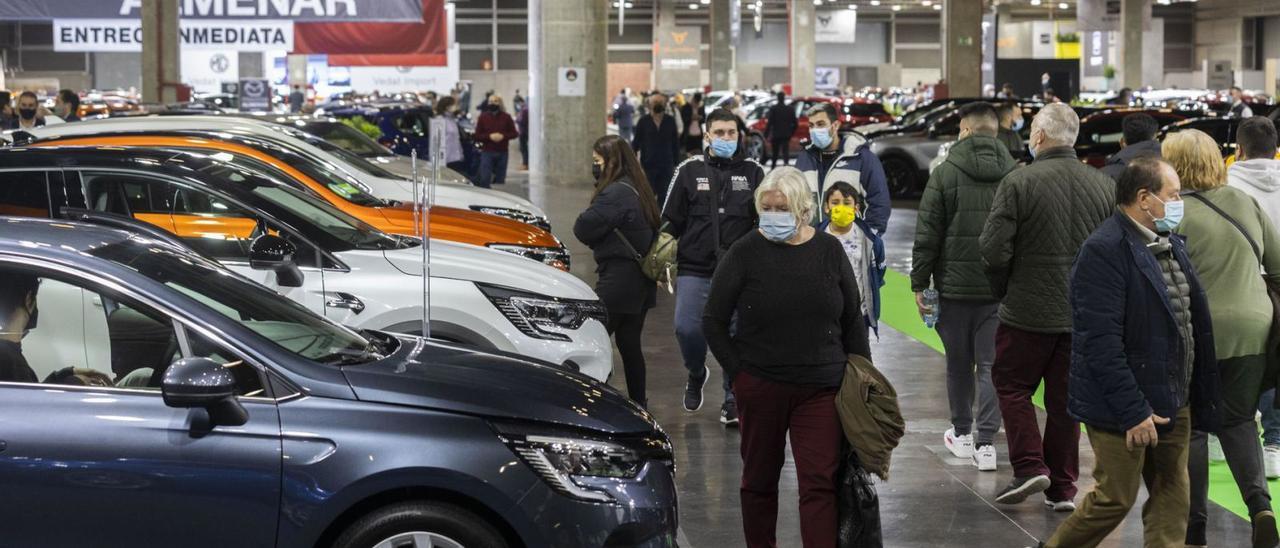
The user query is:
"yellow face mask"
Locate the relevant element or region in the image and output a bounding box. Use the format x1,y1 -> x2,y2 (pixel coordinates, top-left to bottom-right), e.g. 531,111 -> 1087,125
829,204 -> 857,228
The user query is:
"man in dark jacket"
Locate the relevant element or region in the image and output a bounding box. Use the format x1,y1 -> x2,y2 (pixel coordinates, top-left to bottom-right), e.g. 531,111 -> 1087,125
979,103 -> 1115,509
614,90 -> 636,142
1100,113 -> 1161,181
662,107 -> 765,425
795,102 -> 891,233
912,102 -> 1016,472
54,89 -> 81,123
632,92 -> 682,204
995,101 -> 1026,161
1043,157 -> 1220,547
766,92 -> 797,168
472,94 -> 519,188
680,92 -> 705,153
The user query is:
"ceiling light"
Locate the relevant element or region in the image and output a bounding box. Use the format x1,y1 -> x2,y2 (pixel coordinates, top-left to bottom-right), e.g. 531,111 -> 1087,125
624,1 -> 633,6
891,4 -> 902,10
1058,1 -> 1068,7
1030,0 -> 1041,5
870,0 -> 880,5
688,2 -> 697,8
933,3 -> 942,8
700,0 -> 710,3
922,0 -> 931,5
848,3 -> 857,7
814,0 -> 823,4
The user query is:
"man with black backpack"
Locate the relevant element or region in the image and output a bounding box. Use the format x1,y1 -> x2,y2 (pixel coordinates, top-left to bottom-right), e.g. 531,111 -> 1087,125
662,107 -> 765,426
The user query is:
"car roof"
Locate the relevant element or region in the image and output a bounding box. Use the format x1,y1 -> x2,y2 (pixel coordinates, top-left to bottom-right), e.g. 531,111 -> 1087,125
0,216 -> 143,256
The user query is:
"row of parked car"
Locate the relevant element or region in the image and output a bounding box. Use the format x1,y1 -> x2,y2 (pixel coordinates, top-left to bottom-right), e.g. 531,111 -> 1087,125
0,114 -> 677,546
844,98 -> 1276,197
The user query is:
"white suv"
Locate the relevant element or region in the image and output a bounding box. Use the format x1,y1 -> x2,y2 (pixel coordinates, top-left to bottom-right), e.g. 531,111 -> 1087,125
0,146 -> 613,382
14,116 -> 553,230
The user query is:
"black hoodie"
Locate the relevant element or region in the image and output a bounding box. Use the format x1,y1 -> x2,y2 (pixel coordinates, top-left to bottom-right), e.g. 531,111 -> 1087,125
660,146 -> 766,277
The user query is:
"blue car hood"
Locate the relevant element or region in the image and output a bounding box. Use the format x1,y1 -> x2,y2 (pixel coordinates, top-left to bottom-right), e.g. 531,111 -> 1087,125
341,335 -> 655,435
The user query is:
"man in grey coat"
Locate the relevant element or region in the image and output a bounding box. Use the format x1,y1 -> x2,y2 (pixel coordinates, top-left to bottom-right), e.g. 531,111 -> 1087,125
979,103 -> 1116,510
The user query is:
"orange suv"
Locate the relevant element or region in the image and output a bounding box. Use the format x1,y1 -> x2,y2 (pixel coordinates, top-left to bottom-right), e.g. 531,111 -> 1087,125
31,133 -> 570,270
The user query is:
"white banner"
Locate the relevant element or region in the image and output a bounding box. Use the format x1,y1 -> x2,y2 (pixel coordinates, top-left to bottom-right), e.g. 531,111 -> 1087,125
181,50 -> 239,94
346,65 -> 461,95
815,10 -> 856,44
54,19 -> 293,52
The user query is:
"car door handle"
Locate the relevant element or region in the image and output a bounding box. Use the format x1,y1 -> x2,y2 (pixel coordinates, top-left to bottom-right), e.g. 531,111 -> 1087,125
325,292 -> 365,314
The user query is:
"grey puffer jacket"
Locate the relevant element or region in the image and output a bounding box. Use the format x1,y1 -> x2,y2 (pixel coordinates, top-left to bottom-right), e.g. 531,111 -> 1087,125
979,146 -> 1116,333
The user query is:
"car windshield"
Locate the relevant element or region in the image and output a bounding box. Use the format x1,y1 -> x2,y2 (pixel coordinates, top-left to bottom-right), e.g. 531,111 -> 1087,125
302,121 -> 395,158
194,159 -> 411,251
897,102 -> 947,127
299,133 -> 404,180
219,138 -> 390,208
88,238 -> 389,364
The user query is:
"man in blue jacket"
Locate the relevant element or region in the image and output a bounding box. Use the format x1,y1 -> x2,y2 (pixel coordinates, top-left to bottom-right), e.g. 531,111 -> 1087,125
795,102 -> 891,234
1042,157 -> 1220,548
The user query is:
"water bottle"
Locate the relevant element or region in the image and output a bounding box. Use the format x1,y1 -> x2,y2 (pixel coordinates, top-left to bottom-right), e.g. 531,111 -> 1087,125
922,288 -> 940,329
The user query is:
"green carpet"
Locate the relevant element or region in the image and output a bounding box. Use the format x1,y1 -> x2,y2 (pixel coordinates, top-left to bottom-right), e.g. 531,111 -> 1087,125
879,268 -> 1266,521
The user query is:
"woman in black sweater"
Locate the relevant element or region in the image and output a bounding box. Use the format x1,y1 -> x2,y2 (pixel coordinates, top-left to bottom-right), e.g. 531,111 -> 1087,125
703,166 -> 871,548
573,135 -> 661,407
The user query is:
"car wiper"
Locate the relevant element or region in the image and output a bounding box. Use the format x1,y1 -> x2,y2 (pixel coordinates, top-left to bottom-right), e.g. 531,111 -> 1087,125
317,346 -> 384,365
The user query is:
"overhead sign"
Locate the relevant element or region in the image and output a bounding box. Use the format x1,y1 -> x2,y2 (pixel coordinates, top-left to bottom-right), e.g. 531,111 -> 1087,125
54,19 -> 293,52
1078,0 -> 1150,32
181,50 -> 239,94
0,0 -> 421,22
815,67 -> 840,91
558,67 -> 586,97
815,10 -> 856,44
239,78 -> 272,111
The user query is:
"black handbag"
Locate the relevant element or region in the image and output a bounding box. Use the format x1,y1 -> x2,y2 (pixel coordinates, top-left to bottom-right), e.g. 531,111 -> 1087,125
837,449 -> 882,548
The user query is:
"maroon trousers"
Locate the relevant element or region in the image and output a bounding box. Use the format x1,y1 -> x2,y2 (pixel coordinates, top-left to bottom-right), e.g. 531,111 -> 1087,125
735,371 -> 843,548
991,324 -> 1080,501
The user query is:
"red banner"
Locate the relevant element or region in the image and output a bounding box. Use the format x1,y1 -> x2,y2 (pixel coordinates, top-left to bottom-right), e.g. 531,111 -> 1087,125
293,0 -> 446,67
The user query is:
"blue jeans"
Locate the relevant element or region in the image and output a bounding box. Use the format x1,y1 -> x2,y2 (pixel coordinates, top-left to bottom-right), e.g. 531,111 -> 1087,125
477,151 -> 509,188
1261,389 -> 1280,447
674,275 -> 733,403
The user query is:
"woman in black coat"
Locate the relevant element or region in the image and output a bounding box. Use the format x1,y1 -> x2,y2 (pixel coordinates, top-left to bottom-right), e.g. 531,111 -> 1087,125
573,135 -> 662,407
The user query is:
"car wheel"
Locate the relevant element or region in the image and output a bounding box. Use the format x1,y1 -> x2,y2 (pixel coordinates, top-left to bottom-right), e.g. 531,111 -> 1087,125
881,155 -> 919,198
746,133 -> 765,161
333,502 -> 508,548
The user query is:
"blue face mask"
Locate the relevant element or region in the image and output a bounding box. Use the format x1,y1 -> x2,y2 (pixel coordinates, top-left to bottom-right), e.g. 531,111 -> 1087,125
1150,195 -> 1185,233
810,127 -> 833,149
1013,117 -> 1025,132
759,211 -> 797,242
710,137 -> 737,158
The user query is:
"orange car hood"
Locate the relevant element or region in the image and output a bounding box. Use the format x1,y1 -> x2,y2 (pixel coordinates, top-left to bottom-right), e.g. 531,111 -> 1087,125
381,204 -> 561,249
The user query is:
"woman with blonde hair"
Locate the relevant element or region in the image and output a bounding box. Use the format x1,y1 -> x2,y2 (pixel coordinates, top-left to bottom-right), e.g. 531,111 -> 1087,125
1167,129 -> 1280,548
703,166 -> 871,548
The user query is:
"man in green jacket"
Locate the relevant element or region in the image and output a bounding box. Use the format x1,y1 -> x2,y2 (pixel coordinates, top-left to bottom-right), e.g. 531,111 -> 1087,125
979,103 -> 1116,510
912,102 -> 1016,473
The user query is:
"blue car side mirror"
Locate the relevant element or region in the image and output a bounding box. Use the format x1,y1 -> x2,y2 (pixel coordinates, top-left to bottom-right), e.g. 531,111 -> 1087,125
162,357 -> 248,427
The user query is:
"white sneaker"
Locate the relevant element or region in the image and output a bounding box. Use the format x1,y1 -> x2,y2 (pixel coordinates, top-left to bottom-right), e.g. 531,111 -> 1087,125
973,444 -> 997,472
1044,499 -> 1077,512
1266,446 -> 1280,480
945,428 -> 974,459
1209,434 -> 1226,462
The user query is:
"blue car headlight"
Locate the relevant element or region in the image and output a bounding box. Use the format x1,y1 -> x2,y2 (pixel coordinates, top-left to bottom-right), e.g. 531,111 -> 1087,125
494,425 -> 673,503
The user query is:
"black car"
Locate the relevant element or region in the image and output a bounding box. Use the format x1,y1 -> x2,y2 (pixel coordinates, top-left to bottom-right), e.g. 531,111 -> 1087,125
1160,116 -> 1241,158
1076,108 -> 1197,168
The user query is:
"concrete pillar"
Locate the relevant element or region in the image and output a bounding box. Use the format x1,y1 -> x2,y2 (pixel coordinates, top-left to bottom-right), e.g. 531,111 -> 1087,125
1120,0 -> 1146,89
943,0 -> 983,97
710,0 -> 733,91
789,0 -> 816,96
140,0 -> 180,103
529,0 -> 607,187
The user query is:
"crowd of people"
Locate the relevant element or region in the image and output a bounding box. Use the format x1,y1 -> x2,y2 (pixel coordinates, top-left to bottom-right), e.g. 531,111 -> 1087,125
581,81 -> 1280,546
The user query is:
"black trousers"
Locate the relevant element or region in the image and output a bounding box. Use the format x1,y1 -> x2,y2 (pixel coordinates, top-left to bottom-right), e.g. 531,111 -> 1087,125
769,138 -> 791,168
607,311 -> 649,406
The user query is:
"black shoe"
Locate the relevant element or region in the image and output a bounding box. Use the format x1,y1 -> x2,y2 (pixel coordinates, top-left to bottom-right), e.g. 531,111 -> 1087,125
720,400 -> 739,427
1253,510 -> 1279,548
994,474 -> 1050,505
683,366 -> 708,412
1186,520 -> 1207,546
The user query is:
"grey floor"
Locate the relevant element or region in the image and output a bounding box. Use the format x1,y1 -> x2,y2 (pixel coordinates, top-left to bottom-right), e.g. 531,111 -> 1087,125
490,169 -> 1252,547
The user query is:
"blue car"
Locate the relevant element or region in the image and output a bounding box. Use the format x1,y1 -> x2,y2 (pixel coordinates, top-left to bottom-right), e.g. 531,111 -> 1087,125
0,217 -> 677,547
